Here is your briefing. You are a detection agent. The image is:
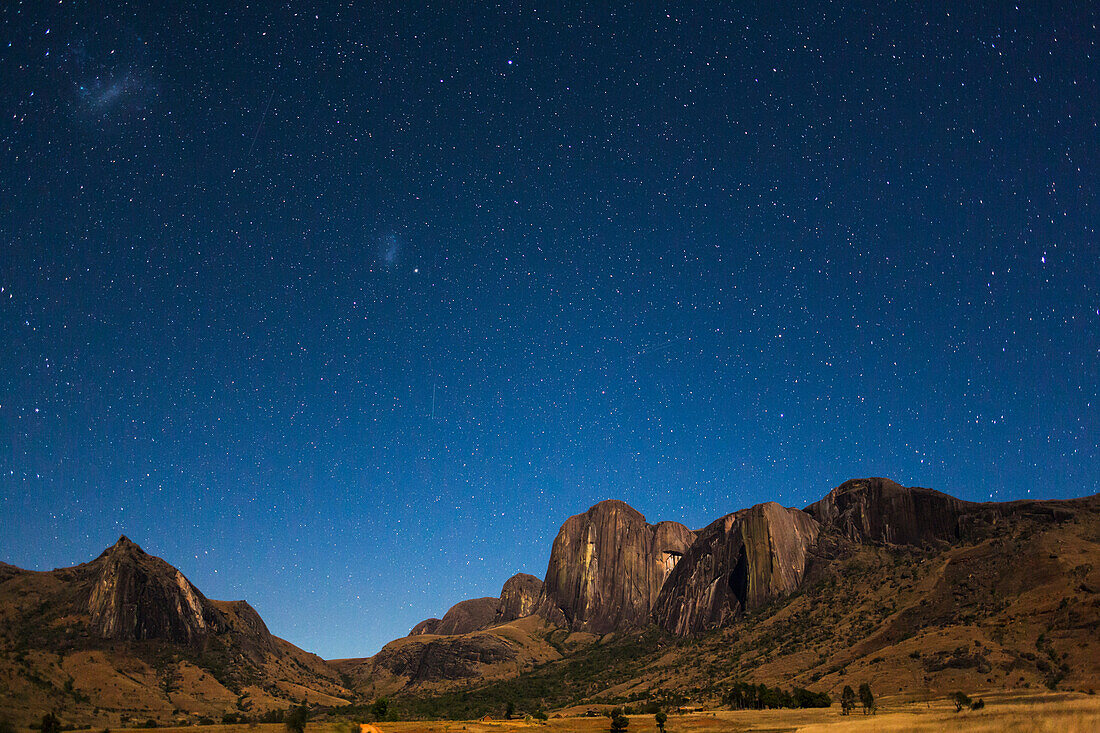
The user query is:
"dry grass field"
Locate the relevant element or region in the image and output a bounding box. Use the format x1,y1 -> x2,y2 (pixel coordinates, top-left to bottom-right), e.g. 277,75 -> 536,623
83,692 -> 1100,733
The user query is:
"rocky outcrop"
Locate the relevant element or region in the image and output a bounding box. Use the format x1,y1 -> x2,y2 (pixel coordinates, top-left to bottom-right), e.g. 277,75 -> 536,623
536,500 -> 696,633
495,573 -> 543,624
210,599 -> 279,660
654,502 -> 820,635
434,597 -> 500,636
370,633 -> 518,684
805,477 -> 970,546
409,574 -> 545,638
0,538 -> 354,723
86,536 -> 227,645
409,618 -> 443,636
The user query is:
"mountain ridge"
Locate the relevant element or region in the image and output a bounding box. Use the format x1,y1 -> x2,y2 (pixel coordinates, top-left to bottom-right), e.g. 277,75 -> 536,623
3,477 -> 1099,726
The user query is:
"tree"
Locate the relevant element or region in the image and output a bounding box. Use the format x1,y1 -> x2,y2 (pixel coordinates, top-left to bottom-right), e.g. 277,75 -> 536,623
155,656 -> 180,701
655,711 -> 667,732
952,691 -> 972,713
505,701 -> 515,720
370,697 -> 389,721
41,714 -> 62,733
609,708 -> 629,732
858,683 -> 875,715
284,704 -> 308,733
840,686 -> 856,715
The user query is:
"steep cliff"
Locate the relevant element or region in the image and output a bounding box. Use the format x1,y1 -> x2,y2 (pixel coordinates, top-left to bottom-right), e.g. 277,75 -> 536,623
806,477 -> 971,546
536,500 -> 696,633
495,573 -> 543,624
653,502 -> 821,635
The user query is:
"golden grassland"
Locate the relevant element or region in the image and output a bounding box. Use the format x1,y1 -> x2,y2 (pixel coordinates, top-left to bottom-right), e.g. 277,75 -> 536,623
71,692 -> 1100,733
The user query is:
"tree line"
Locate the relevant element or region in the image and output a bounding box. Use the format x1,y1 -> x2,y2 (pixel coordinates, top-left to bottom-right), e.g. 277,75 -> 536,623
724,681 -> 833,709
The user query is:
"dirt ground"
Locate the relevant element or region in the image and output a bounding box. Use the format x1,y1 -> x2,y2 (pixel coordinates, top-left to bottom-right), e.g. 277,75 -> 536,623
99,692 -> 1100,733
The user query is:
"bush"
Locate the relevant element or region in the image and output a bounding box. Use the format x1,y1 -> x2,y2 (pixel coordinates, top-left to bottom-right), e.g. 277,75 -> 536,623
284,705 -> 308,733
952,691 -> 972,713
41,715 -> 62,733
609,709 -> 629,732
971,698 -> 985,711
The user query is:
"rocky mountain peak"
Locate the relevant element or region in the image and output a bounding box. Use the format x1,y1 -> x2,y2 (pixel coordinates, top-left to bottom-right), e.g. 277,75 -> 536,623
86,536 -> 227,645
536,499 -> 696,633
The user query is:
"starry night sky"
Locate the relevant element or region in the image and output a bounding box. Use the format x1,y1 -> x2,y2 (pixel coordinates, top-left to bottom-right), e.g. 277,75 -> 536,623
1,3 -> 1097,659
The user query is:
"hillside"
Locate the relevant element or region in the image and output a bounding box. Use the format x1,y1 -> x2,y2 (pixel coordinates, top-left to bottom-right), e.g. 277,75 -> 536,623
350,482 -> 1100,719
0,538 -> 352,726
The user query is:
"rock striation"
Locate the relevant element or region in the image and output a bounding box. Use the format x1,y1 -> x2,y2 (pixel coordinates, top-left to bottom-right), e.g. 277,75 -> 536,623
495,573 -> 543,624
86,536 -> 227,645
653,502 -> 821,635
536,500 -> 696,633
805,477 -> 970,546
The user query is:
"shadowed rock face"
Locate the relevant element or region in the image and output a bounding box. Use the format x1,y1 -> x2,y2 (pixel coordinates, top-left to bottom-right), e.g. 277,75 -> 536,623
495,573 -> 543,624
86,536 -> 227,645
805,477 -> 971,546
654,502 -> 821,636
433,597 -> 500,636
537,500 -> 696,633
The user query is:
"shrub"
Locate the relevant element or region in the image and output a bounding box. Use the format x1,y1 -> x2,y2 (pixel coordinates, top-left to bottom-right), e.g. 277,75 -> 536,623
284,705 -> 308,733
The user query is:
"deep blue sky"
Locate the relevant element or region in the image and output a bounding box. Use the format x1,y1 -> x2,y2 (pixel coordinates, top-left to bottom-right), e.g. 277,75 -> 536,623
1,2 -> 1096,659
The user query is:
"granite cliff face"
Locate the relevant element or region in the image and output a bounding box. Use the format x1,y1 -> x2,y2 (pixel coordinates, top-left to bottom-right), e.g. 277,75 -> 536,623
86,536 -> 227,645
536,500 -> 696,633
495,573 -> 543,624
806,477 -> 970,546
654,502 -> 821,635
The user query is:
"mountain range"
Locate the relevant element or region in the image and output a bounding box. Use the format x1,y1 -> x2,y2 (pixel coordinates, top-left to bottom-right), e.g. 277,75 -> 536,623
3,477 -> 1098,725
